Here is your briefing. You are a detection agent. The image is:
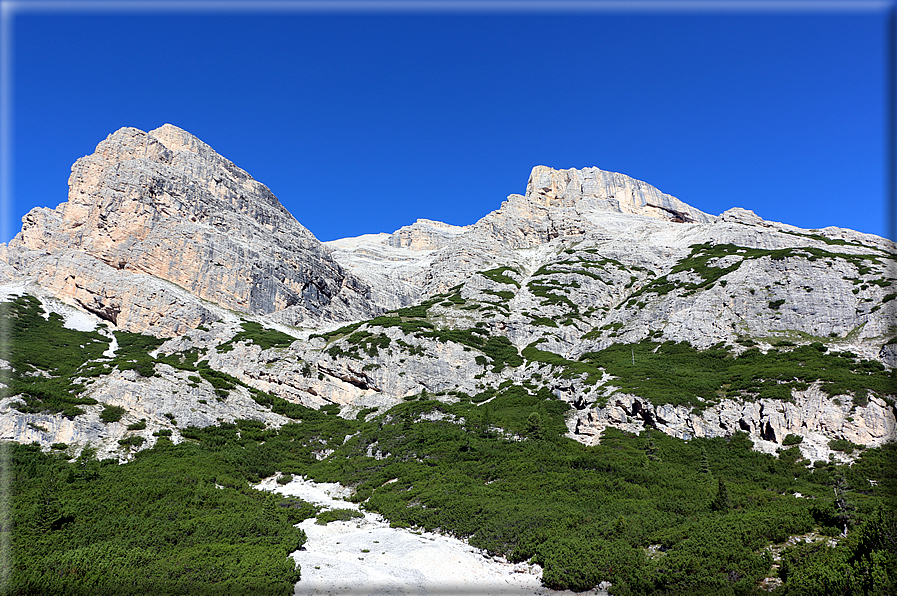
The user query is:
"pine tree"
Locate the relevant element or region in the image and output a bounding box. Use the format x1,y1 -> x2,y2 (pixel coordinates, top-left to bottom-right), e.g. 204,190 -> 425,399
482,405 -> 492,428
645,431 -> 661,462
833,475 -> 855,536
525,412 -> 544,440
31,479 -> 63,533
711,478 -> 730,513
700,448 -> 711,474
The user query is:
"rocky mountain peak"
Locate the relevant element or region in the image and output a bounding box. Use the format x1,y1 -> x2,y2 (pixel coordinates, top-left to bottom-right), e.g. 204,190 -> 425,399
2,125 -> 376,335
718,207 -> 767,226
150,123 -> 213,154
524,165 -> 716,224
1,124 -> 895,477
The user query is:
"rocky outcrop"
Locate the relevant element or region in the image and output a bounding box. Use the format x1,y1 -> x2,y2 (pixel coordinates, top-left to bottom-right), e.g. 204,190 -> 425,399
387,219 -> 468,251
0,363 -> 294,462
568,386 -> 897,462
7,249 -> 219,335
525,165 -> 716,224
2,124 -> 376,335
331,163 -> 896,352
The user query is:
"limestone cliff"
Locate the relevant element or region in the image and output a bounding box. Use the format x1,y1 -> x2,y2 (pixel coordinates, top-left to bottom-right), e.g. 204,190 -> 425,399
1,126 -> 895,465
2,124 -> 375,335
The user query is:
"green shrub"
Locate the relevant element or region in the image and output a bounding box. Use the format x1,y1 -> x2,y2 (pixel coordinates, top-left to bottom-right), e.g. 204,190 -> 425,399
277,474 -> 293,485
310,321 -> 364,342
782,434 -> 803,446
527,282 -> 579,312
99,405 -> 126,424
523,341 -> 601,385
9,441 -> 310,594
110,331 -> 166,378
217,320 -> 296,353
116,357 -> 156,377
478,266 -> 521,287
117,436 -> 145,448
418,328 -> 522,372
828,439 -> 863,454
531,316 -> 559,327
392,296 -> 443,318
580,340 -> 894,411
355,407 -> 379,421
126,419 -> 147,431
1,296 -> 108,417
484,289 -> 514,301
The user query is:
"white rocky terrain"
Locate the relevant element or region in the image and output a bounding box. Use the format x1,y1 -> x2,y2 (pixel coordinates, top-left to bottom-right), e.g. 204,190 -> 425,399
1,124 -> 895,466
254,475 -> 595,596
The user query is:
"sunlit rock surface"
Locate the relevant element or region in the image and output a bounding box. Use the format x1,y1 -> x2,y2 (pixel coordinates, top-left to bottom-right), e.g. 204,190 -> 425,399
1,125 -> 894,462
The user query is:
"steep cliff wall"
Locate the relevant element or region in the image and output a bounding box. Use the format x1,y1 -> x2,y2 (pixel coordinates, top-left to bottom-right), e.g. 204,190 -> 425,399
2,125 -> 375,335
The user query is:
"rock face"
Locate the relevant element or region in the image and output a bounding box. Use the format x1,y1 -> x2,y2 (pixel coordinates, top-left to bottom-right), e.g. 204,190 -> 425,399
329,167 -> 896,353
326,165 -> 718,304
524,165 -> 716,224
323,221 -> 468,311
1,125 -> 895,463
387,219 -> 469,251
2,125 -> 375,335
569,388 -> 897,461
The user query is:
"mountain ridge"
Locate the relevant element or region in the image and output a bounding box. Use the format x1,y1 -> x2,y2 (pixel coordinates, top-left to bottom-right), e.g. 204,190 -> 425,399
4,124 -> 897,595
1,124 -> 894,465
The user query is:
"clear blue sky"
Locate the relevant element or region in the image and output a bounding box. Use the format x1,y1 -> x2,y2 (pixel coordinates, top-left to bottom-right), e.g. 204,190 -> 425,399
5,2 -> 893,244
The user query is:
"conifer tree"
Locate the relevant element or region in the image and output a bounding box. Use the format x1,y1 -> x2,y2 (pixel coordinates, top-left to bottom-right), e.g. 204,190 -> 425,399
645,431 -> 661,462
525,412 -> 544,440
700,448 -> 711,474
833,475 -> 855,536
711,478 -> 730,513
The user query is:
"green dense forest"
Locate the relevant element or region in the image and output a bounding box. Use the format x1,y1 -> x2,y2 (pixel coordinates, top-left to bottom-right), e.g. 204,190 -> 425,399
6,390 -> 896,595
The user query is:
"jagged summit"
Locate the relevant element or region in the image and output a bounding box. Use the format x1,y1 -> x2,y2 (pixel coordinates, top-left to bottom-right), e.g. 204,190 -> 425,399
524,165 -> 716,224
1,125 -> 375,335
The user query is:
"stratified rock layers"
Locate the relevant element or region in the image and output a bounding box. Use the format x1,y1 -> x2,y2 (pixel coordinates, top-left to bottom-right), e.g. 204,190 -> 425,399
3,125 -> 374,335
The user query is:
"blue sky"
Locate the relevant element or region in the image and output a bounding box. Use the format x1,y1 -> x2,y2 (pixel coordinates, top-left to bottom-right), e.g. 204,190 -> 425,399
4,1 -> 893,244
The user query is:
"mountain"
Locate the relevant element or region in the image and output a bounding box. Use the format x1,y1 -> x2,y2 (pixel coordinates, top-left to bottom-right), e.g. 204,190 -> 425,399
1,124 -> 375,337
3,126 -> 896,595
1,124 -> 894,459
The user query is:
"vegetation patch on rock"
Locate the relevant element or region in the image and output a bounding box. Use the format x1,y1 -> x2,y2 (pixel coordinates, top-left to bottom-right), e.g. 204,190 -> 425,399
581,340 -> 894,410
